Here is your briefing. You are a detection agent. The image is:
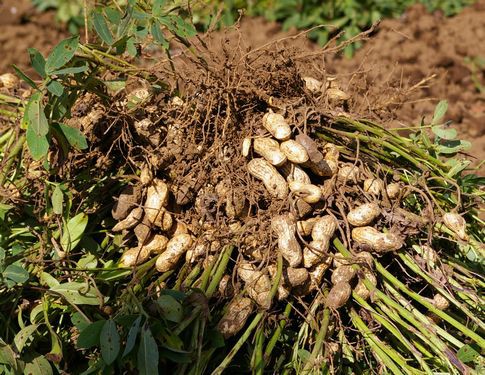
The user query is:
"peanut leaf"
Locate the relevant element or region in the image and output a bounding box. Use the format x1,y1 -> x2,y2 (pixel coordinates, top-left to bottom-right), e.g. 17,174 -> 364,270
100,320 -> 120,365
45,36 -> 80,74
60,212 -> 88,252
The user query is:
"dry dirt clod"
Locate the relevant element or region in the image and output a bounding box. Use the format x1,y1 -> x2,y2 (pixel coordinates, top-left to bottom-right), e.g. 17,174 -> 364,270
112,185 -> 143,220
326,281 -> 352,309
217,297 -> 254,339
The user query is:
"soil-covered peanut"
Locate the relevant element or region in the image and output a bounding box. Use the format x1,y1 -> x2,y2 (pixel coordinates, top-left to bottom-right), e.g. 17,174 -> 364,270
331,265 -> 357,285
112,185 -> 142,220
237,261 -> 272,309
303,238 -> 330,268
217,297 -> 254,338
442,212 -> 468,240
112,207 -> 143,231
144,179 -> 169,226
247,158 -> 288,199
253,137 -> 287,166
347,202 -> 381,227
363,178 -> 384,195
297,217 -> 319,237
280,163 -> 312,184
337,163 -> 360,183
155,234 -> 193,272
354,269 -> 377,300
326,281 -> 352,309
262,112 -> 291,140
312,215 -> 338,241
352,227 -> 403,253
120,247 -> 150,267
271,214 -> 302,267
280,140 -> 309,164
289,181 -> 322,204
142,234 -> 169,254
432,294 -> 450,310
386,183 -> 401,199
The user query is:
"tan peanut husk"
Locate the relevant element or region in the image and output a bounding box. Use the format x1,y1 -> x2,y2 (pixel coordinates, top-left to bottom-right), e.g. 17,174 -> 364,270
247,158 -> 288,199
352,227 -> 403,253
155,234 -> 194,272
326,281 -> 352,309
112,207 -> 143,231
271,214 -> 302,267
347,202 -> 381,227
217,297 -> 254,339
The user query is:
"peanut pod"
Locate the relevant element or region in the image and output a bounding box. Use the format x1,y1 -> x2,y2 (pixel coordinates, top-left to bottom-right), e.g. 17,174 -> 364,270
280,140 -> 309,164
253,137 -> 287,166
271,214 -> 302,267
247,158 -> 288,199
347,202 -> 381,227
238,261 -> 272,309
303,238 -> 330,268
217,297 -> 254,338
112,207 -> 143,231
262,112 -> 291,140
289,181 -> 322,204
156,234 -> 194,272
352,227 -> 403,253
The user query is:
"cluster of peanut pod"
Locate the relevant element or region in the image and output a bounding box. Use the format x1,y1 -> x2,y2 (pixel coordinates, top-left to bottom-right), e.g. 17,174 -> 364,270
217,93 -> 469,337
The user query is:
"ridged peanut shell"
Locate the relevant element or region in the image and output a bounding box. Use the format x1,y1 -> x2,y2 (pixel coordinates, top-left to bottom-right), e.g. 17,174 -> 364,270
363,178 -> 384,195
271,215 -> 302,267
312,215 -> 338,241
156,234 -> 193,272
331,265 -> 357,285
262,112 -> 291,140
238,262 -> 272,309
217,297 -> 253,338
347,202 -> 381,227
280,163 -> 312,184
326,282 -> 352,309
112,207 -> 143,231
303,238 -> 330,268
253,137 -> 287,166
280,140 -> 309,164
352,227 -> 403,253
442,212 -> 468,240
337,163 -> 360,183
144,179 -> 169,225
120,247 -> 150,267
142,234 -> 169,254
289,181 -> 322,204
247,158 -> 288,199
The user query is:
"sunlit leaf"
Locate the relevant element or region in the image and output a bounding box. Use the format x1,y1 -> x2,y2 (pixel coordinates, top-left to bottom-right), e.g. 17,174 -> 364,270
45,36 -> 80,74
432,100 -> 448,125
60,212 -> 88,252
93,11 -> 114,45
14,324 -> 39,352
77,320 -> 105,349
137,325 -> 159,375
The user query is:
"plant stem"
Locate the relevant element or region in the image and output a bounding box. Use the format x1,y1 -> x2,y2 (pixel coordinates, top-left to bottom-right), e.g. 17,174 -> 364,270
0,134 -> 25,188
205,245 -> 234,298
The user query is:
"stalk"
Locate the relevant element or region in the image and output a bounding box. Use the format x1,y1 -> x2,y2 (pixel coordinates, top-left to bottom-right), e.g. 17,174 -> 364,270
0,134 -> 25,188
205,245 -> 234,298
301,307 -> 330,374
264,302 -> 292,359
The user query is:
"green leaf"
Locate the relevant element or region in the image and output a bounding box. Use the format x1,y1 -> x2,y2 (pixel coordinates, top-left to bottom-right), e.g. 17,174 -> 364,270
27,92 -> 49,136
51,184 -> 64,215
153,0 -> 165,17
47,80 -> 64,97
77,253 -> 98,269
45,36 -> 80,74
436,140 -> 472,155
157,295 -> 183,323
14,324 -> 39,352
28,48 -> 46,78
159,15 -> 197,38
12,65 -> 38,89
431,125 -> 457,140
3,264 -> 29,286
432,100 -> 448,125
26,125 -> 50,161
71,312 -> 91,332
24,354 -> 53,375
446,158 -> 470,178
0,340 -> 18,371
30,304 -> 44,324
105,7 -> 121,25
60,212 -> 88,252
151,21 -> 169,49
104,79 -> 126,96
100,320 -> 120,365
50,65 -> 88,75
77,320 -> 105,349
0,203 -> 13,221
40,271 -> 60,288
0,248 -> 4,273
50,281 -> 101,305
57,123 -> 88,150
137,325 -> 159,375
122,316 -> 142,357
457,344 -> 480,363
93,11 -> 114,45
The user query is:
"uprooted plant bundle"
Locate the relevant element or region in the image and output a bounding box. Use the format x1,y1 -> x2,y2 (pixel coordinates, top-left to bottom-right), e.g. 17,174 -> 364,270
0,6 -> 484,374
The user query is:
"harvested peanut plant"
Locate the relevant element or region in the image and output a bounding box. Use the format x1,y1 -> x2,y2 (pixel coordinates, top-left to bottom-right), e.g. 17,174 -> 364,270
0,2 -> 483,374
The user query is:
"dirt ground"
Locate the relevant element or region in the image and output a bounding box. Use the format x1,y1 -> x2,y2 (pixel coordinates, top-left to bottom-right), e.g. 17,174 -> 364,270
0,0 -> 483,173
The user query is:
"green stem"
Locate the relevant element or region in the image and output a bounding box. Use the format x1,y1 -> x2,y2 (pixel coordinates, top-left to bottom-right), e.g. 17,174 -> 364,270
0,134 -> 25,188
302,307 -> 330,374
205,245 -> 234,298
264,302 -> 292,359
376,261 -> 485,348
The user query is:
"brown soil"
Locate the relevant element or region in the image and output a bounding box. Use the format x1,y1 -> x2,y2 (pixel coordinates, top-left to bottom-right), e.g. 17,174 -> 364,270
0,0 -> 67,75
